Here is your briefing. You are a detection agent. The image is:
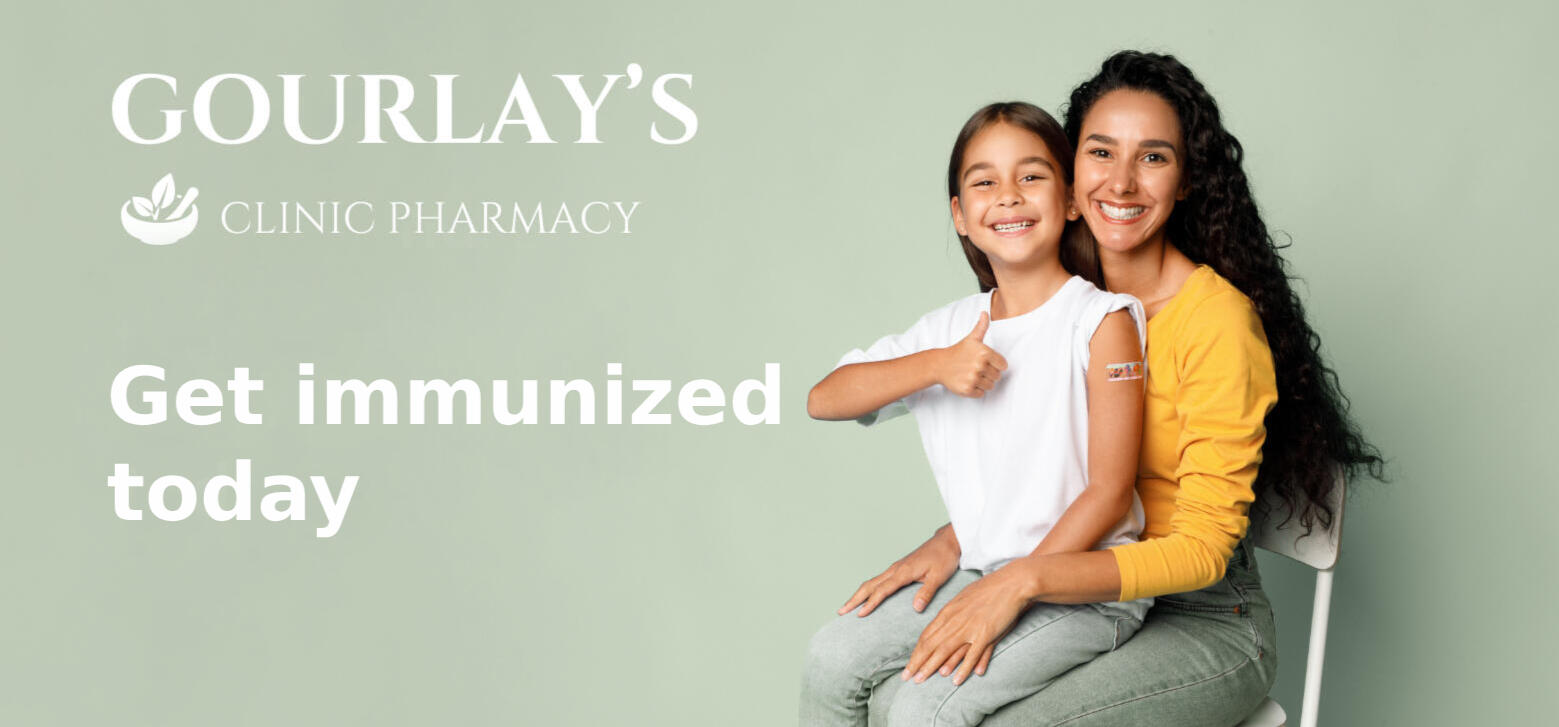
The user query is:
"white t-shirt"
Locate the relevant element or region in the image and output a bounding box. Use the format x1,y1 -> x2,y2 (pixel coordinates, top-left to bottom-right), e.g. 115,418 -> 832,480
837,276 -> 1148,573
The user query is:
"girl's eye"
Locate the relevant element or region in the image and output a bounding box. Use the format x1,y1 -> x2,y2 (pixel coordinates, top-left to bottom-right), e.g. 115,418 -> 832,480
971,180 -> 994,187
1022,175 -> 1046,183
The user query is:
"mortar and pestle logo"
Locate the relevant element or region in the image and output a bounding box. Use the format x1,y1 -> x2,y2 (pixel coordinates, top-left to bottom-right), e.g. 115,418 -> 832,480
121,173 -> 199,245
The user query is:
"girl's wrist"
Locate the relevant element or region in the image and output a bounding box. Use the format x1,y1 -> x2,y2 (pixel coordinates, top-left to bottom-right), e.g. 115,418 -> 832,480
934,523 -> 961,557
918,348 -> 949,391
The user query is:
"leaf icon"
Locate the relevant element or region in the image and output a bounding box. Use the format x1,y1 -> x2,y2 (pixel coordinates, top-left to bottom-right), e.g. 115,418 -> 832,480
152,174 -> 175,210
132,196 -> 155,218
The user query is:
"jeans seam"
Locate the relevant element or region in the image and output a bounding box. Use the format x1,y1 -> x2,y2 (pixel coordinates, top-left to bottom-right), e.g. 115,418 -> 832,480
857,642 -> 924,707
1049,654 -> 1258,726
1227,556 -> 1264,660
928,607 -> 1088,725
1111,616 -> 1132,651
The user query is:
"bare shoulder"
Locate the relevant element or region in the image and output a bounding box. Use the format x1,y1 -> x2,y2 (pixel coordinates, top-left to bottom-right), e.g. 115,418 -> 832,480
1090,309 -> 1142,356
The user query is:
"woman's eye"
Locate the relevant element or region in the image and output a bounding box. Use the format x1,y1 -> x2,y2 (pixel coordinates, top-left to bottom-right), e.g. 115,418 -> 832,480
1088,148 -> 1111,159
1144,153 -> 1166,163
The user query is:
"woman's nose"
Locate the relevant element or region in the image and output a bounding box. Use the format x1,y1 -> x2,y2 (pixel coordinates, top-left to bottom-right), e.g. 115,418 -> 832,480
1109,164 -> 1136,196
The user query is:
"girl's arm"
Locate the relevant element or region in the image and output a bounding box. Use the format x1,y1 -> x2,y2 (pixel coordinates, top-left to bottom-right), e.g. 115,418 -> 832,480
807,312 -> 1006,421
898,309 -> 1144,684
903,297 -> 1276,682
1021,309 -> 1144,557
836,522 -> 962,617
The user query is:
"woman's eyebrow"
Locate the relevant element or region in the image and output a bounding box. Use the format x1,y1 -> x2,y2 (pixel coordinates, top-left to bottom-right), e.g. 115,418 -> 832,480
1084,133 -> 1177,152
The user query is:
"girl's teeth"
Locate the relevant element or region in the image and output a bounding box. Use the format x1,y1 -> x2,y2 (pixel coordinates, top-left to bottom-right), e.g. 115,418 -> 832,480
994,221 -> 1033,232
1100,203 -> 1146,221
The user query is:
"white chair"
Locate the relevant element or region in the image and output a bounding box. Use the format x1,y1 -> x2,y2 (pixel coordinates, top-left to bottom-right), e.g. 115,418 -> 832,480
1235,472 -> 1346,727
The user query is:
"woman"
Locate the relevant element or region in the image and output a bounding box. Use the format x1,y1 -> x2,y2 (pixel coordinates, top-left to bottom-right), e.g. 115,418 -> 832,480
853,51 -> 1383,725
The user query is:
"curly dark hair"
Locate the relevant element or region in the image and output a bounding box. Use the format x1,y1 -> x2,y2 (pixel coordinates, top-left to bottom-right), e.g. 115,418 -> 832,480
1062,51 -> 1384,532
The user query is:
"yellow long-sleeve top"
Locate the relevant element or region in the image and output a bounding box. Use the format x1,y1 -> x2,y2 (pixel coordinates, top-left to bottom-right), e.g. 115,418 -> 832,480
1111,265 -> 1278,601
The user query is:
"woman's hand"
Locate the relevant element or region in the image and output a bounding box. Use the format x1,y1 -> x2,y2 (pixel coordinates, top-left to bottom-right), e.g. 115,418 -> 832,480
935,313 -> 1007,398
902,562 -> 1033,686
838,525 -> 961,617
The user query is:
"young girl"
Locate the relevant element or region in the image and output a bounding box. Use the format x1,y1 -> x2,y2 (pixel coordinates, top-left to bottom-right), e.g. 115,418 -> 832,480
798,102 -> 1154,727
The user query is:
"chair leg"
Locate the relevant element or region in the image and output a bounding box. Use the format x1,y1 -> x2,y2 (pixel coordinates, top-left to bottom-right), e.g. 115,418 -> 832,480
1299,568 -> 1334,727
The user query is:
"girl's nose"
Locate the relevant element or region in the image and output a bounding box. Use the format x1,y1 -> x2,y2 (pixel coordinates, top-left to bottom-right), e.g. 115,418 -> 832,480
998,181 -> 1022,206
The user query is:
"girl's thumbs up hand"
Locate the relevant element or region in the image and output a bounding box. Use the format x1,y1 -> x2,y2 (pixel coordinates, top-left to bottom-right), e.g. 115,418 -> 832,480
935,312 -> 1008,398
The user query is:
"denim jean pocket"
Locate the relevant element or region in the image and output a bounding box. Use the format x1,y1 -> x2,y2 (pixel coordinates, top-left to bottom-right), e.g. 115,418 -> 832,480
1156,537 -> 1263,612
1089,599 -> 1150,651
1155,576 -> 1246,613
1108,612 -> 1143,651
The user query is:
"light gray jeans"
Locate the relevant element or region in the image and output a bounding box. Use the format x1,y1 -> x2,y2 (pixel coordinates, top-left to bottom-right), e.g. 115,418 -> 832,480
867,537 -> 1277,726
800,569 -> 1152,727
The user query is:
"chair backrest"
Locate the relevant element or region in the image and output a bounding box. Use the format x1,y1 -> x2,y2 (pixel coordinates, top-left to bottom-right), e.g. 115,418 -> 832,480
1249,470 -> 1349,727
1250,470 -> 1346,570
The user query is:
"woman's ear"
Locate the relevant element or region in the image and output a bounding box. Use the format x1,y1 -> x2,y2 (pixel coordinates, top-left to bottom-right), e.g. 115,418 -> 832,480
950,197 -> 967,236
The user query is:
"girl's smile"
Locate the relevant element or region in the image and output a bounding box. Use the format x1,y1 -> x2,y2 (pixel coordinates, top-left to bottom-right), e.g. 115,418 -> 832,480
951,121 -> 1074,273
989,217 -> 1037,236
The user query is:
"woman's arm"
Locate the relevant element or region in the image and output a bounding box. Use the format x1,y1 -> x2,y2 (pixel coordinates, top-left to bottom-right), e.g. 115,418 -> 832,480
807,312 -> 1006,421
1017,291 -> 1277,603
1107,292 -> 1275,600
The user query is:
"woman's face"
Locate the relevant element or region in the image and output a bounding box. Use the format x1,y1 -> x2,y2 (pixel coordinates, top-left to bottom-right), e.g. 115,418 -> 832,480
1073,89 -> 1186,255
951,121 -> 1074,274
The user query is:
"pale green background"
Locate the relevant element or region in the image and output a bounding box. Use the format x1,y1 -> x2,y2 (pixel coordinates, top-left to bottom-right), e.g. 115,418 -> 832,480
4,1 -> 1554,725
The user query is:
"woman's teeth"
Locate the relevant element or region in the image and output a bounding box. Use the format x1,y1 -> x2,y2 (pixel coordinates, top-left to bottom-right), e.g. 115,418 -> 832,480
993,221 -> 1034,232
1099,202 -> 1146,221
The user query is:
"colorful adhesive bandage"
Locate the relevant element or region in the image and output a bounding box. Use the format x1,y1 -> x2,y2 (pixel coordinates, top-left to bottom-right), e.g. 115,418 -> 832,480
1105,362 -> 1144,381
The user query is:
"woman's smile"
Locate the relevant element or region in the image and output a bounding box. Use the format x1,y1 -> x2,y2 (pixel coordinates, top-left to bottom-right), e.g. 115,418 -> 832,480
1096,201 -> 1146,223
1074,89 -> 1186,254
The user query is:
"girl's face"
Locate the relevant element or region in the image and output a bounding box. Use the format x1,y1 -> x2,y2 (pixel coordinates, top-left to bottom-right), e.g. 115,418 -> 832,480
1073,89 -> 1186,255
951,121 -> 1074,274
